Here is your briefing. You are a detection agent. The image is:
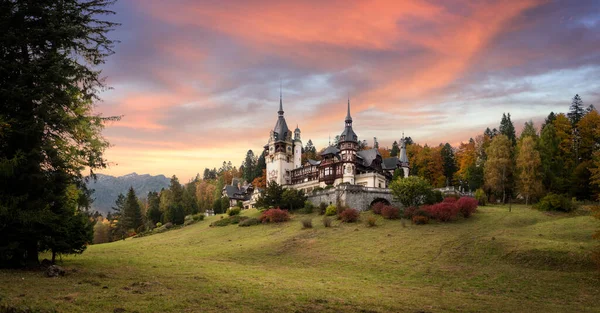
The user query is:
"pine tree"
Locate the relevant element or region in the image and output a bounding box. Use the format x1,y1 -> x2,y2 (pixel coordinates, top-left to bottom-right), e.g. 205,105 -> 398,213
146,191 -> 162,225
121,187 -> 143,232
499,113 -> 517,146
169,175 -> 184,206
440,143 -> 457,185
567,94 -> 585,126
254,153 -> 266,180
390,141 -> 399,157
242,150 -> 257,182
542,112 -> 556,130
0,0 -> 118,267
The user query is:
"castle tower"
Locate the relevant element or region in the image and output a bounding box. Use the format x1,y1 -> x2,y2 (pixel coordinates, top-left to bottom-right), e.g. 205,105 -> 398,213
399,134 -> 410,177
293,125 -> 302,169
266,90 -> 294,185
339,99 -> 358,184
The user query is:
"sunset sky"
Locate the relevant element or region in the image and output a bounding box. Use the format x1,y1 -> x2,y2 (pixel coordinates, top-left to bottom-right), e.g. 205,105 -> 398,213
96,0 -> 600,182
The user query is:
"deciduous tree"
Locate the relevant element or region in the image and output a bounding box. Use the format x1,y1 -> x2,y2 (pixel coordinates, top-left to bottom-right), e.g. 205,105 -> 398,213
516,137 -> 542,205
484,135 -> 513,203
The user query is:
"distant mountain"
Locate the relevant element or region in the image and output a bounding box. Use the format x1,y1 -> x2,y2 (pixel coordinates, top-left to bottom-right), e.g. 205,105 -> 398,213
86,173 -> 170,215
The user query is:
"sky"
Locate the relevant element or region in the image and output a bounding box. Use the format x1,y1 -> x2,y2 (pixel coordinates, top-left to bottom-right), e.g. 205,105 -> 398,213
96,0 -> 600,182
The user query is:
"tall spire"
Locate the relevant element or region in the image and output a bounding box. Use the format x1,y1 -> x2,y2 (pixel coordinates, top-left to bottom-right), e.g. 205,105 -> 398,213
345,97 -> 352,122
278,81 -> 284,116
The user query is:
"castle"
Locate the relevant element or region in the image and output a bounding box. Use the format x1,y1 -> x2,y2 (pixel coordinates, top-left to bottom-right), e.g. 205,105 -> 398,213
264,94 -> 409,193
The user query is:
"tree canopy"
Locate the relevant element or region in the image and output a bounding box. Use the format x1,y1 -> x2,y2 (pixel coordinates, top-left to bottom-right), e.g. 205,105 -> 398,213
0,0 -> 119,267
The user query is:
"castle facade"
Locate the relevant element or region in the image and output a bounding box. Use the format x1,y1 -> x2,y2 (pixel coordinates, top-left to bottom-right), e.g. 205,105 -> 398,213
264,96 -> 409,193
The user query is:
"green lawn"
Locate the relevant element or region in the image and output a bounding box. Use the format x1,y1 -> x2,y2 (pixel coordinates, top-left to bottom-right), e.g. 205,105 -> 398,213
1,205 -> 599,313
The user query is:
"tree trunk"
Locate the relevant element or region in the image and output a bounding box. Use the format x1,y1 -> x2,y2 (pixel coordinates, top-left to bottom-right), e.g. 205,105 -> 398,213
51,250 -> 56,264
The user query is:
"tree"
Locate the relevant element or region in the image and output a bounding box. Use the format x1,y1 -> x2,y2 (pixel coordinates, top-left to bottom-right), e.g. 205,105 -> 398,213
169,175 -> 184,206
519,121 -> 538,141
242,150 -> 257,182
146,191 -> 162,225
183,180 -> 199,215
484,135 -> 513,203
121,187 -> 143,232
281,189 -> 307,211
390,141 -> 399,157
389,176 -> 432,207
568,94 -> 585,126
441,143 -> 457,185
516,137 -> 542,205
539,124 -> 568,194
499,113 -> 517,146
0,0 -> 118,267
392,168 -> 405,180
252,169 -> 267,188
256,181 -> 284,208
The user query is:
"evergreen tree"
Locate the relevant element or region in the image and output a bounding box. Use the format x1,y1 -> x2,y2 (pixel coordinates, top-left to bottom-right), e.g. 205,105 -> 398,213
121,187 -> 143,232
169,175 -> 184,206
256,181 -> 284,208
0,0 -> 118,267
183,181 -> 199,215
111,193 -> 126,218
242,150 -> 257,182
146,191 -> 162,225
499,113 -> 517,146
567,94 -> 585,126
390,141 -> 399,157
586,104 -> 596,114
254,153 -> 266,180
440,143 -> 457,185
519,121 -> 538,140
543,112 -> 556,129
203,168 -> 212,180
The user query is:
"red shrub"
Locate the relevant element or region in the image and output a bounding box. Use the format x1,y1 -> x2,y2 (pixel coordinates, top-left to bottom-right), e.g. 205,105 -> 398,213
381,205 -> 400,219
339,208 -> 360,223
371,202 -> 386,215
424,202 -> 460,222
443,197 -> 457,203
456,197 -> 478,218
259,208 -> 290,223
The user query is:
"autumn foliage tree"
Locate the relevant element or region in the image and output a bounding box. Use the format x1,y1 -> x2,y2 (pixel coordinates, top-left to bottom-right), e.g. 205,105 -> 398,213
516,137 -> 543,205
484,135 -> 513,203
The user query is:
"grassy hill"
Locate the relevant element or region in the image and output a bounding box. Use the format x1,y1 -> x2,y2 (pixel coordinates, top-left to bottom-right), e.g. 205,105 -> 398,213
1,205 -> 599,313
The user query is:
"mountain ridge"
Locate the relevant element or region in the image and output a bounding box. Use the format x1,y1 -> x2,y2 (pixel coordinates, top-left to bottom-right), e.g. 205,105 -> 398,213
86,172 -> 170,214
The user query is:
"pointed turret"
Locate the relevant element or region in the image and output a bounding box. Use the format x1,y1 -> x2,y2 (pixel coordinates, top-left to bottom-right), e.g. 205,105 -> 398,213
273,88 -> 289,142
339,98 -> 357,142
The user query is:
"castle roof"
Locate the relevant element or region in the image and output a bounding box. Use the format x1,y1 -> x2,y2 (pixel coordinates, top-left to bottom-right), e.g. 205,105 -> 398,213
382,157 -> 400,170
356,148 -> 380,167
273,92 -> 290,142
321,145 -> 340,156
340,99 -> 357,142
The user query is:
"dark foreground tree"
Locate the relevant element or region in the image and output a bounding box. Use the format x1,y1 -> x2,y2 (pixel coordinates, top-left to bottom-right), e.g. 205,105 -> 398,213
0,0 -> 119,267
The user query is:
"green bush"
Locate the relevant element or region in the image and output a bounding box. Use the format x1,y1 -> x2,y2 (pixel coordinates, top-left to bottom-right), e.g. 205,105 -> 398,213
210,218 -> 231,227
227,207 -> 241,216
229,215 -> 248,224
325,204 -> 337,216
238,217 -> 260,227
302,201 -> 315,214
424,189 -> 444,205
475,188 -> 487,206
155,222 -> 162,228
535,193 -> 575,212
192,213 -> 205,221
389,176 -> 433,207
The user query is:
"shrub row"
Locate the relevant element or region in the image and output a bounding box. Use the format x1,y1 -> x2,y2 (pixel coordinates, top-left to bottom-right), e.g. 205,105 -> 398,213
534,193 -> 575,212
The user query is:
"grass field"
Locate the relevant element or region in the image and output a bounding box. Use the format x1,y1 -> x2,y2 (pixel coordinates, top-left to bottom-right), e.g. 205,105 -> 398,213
1,205 -> 599,313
